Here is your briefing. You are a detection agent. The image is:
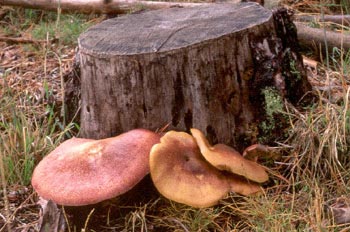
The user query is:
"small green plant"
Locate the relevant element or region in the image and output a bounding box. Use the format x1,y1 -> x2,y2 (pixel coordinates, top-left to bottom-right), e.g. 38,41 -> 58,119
329,48 -> 350,76
289,59 -> 302,80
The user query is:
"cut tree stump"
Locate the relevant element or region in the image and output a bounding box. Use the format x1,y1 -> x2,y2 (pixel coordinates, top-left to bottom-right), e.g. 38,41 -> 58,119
74,3 -> 311,150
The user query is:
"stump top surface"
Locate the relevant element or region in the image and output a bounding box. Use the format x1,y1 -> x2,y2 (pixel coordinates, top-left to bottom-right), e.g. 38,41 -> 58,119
79,2 -> 272,56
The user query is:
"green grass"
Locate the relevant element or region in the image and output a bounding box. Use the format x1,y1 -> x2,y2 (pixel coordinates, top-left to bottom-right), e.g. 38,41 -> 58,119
284,87 -> 350,182
0,77 -> 76,185
0,8 -> 93,45
31,13 -> 92,45
0,7 -> 86,186
341,0 -> 350,14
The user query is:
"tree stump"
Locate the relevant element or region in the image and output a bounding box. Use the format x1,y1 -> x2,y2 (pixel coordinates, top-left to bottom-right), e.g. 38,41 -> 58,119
76,3 -> 311,150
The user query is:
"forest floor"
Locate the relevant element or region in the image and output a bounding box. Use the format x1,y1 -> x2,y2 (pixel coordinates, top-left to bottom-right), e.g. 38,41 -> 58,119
1,1 -> 350,231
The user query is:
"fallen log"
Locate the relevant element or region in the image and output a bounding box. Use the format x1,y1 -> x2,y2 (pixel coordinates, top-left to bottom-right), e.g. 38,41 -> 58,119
296,14 -> 350,27
0,0 -> 217,14
2,0 -> 346,55
0,0 -> 267,14
295,22 -> 350,52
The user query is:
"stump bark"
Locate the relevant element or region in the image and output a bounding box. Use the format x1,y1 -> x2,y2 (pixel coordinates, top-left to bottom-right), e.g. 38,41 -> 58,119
75,3 -> 311,150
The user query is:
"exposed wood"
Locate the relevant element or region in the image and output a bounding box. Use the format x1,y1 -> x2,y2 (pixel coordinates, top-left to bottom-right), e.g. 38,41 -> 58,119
0,0 -> 213,14
74,3 -> 311,151
296,14 -> 350,27
295,22 -> 350,52
272,8 -> 312,104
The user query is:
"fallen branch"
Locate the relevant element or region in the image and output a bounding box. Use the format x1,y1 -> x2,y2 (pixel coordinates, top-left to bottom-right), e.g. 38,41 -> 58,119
0,0 -> 213,14
295,22 -> 350,52
0,36 -> 52,44
296,14 -> 350,27
4,0 -> 346,55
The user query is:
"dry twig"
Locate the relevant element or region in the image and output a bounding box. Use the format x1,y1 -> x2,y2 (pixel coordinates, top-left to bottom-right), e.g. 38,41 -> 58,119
0,36 -> 55,44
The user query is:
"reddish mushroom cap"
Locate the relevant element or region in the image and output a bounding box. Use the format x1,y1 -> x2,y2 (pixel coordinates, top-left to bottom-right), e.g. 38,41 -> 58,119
31,129 -> 160,206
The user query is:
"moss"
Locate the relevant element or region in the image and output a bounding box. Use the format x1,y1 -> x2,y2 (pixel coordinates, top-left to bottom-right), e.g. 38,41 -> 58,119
258,87 -> 287,143
263,87 -> 284,119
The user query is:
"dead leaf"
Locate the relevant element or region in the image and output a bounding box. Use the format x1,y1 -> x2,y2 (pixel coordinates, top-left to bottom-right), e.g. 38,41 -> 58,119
38,198 -> 67,232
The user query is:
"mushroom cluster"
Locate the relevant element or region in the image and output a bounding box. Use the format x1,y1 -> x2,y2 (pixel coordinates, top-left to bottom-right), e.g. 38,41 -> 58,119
149,128 -> 270,208
32,127 -> 271,211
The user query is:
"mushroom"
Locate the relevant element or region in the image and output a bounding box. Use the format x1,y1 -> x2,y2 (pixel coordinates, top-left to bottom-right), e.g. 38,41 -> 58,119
190,128 -> 269,183
243,143 -> 280,162
31,128 -> 161,206
149,130 -> 230,208
226,174 -> 262,196
149,130 -> 264,208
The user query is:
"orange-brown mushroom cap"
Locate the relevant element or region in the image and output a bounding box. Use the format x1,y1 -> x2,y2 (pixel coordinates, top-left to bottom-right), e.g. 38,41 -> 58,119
190,128 -> 268,183
149,131 -> 230,208
31,129 -> 160,206
226,174 -> 263,196
243,144 -> 280,162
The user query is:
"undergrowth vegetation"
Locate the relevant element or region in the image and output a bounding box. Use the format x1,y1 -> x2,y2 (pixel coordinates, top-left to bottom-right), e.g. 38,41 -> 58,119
1,0 -> 350,231
0,83 -> 76,185
2,8 -> 93,45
